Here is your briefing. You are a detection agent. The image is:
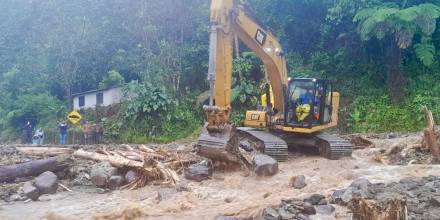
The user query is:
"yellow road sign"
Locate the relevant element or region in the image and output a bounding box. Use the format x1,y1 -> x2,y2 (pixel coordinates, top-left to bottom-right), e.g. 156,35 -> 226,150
67,110 -> 82,125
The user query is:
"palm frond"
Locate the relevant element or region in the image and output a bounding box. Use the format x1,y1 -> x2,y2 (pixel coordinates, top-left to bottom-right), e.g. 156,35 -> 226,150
415,40 -> 436,66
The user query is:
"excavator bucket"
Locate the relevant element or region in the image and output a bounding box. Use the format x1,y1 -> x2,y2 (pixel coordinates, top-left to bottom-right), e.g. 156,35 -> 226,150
196,123 -> 243,164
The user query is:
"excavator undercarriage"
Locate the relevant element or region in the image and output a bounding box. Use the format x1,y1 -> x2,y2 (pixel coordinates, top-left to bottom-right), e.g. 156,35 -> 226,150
197,125 -> 352,163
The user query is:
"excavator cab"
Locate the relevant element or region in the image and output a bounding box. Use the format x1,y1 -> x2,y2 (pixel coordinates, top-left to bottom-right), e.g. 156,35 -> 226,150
286,78 -> 333,129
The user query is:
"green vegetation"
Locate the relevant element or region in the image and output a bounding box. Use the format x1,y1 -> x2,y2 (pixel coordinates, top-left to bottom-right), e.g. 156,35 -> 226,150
1,0 -> 440,142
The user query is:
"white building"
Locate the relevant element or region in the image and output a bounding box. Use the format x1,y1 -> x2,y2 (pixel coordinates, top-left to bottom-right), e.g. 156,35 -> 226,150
72,87 -> 123,110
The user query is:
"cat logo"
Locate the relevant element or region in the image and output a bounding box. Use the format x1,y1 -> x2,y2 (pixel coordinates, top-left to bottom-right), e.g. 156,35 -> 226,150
251,114 -> 260,120
255,29 -> 267,46
67,110 -> 82,125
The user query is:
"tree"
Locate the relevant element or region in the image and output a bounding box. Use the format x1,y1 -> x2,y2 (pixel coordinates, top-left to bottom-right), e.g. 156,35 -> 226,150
99,70 -> 125,89
354,3 -> 440,102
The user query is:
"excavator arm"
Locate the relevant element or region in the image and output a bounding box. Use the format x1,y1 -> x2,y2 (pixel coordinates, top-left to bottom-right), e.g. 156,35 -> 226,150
205,0 -> 288,131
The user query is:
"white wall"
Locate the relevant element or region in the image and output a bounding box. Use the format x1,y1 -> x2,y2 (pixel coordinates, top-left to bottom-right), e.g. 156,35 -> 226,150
73,87 -> 123,110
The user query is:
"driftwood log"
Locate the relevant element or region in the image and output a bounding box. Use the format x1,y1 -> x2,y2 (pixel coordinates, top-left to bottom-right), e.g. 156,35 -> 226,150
15,145 -> 190,188
423,107 -> 440,162
349,197 -> 407,220
0,156 -> 72,183
16,147 -> 74,157
73,149 -> 147,170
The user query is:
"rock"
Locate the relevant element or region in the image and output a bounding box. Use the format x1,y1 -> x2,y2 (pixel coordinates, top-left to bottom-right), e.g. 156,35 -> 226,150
253,154 -> 279,176
350,178 -> 371,190
224,196 -> 235,203
38,194 -> 52,202
108,176 -> 125,190
330,189 -> 346,204
296,214 -> 310,220
302,202 -> 316,215
23,182 -> 40,201
35,171 -> 58,194
184,163 -> 212,182
341,187 -> 354,204
316,205 -> 335,215
304,194 -> 325,205
10,194 -> 23,201
176,184 -> 191,192
125,170 -> 139,184
214,215 -> 237,220
263,192 -> 271,198
399,177 -> 422,191
430,196 -> 440,207
91,162 -> 118,187
387,133 -> 397,139
262,207 -> 280,220
317,198 -> 328,205
278,208 -> 295,219
155,188 -> 178,202
290,175 -> 306,189
423,210 -> 440,220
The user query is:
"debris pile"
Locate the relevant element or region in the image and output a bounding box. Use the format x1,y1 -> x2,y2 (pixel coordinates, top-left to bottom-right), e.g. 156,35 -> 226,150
0,144 -> 201,202
331,176 -> 440,220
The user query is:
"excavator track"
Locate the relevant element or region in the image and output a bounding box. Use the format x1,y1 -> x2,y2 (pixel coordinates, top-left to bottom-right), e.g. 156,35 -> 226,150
315,134 -> 353,160
237,127 -> 288,162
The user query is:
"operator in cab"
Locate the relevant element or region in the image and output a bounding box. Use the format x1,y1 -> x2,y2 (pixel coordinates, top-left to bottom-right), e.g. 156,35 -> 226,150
296,89 -> 313,122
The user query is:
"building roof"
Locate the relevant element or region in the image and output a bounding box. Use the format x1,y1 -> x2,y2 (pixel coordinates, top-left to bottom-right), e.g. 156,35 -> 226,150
72,86 -> 121,97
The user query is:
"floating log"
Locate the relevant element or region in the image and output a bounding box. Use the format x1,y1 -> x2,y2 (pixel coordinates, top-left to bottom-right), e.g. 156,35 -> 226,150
0,156 -> 72,183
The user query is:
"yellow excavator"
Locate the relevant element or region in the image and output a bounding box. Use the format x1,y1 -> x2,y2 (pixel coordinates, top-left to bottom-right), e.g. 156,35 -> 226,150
197,0 -> 352,162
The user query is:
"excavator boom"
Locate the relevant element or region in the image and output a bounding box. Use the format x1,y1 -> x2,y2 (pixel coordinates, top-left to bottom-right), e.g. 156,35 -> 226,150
204,0 -> 287,129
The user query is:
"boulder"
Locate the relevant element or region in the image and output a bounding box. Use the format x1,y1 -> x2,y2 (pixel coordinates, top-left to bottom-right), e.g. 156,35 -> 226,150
262,207 -> 280,220
155,188 -> 178,202
350,178 -> 371,190
316,205 -> 335,215
214,215 -> 237,220
10,194 -> 24,201
430,196 -> 440,207
290,175 -> 306,189
108,175 -> 125,190
125,170 -> 139,184
304,194 -> 325,205
90,162 -> 117,187
35,171 -> 58,194
253,154 -> 278,176
330,189 -> 346,204
22,181 -> 40,201
341,187 -> 354,204
184,163 -> 212,182
278,208 -> 295,220
302,202 -> 316,215
296,214 -> 311,220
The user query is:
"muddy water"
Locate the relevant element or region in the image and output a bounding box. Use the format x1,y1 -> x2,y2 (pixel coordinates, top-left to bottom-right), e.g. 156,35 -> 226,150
1,150 -> 440,220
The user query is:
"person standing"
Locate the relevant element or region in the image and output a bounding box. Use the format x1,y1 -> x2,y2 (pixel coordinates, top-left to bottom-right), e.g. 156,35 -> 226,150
83,121 -> 93,145
23,121 -> 33,144
59,121 -> 68,145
